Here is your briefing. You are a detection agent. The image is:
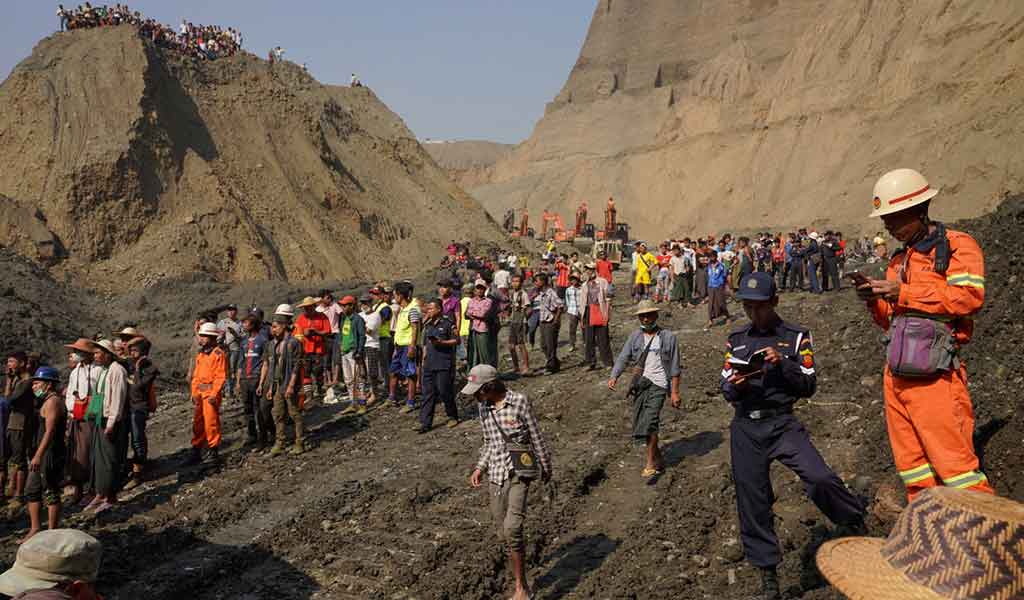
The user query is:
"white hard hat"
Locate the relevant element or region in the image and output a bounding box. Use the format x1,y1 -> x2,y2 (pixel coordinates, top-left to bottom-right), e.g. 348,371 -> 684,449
870,168 -> 939,218
274,303 -> 294,317
197,323 -> 221,338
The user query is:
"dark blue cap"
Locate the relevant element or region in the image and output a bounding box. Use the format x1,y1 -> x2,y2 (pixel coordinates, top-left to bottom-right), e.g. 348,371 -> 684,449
736,272 -> 777,301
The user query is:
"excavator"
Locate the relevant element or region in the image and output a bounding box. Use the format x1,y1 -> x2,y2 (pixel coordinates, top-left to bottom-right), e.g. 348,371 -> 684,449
510,209 -> 533,238
588,197 -> 625,268
541,210 -> 571,241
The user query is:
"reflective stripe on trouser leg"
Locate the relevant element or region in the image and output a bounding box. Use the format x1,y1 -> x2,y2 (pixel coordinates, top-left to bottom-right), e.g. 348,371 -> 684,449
898,463 -> 936,486
943,470 -> 989,490
884,369 -> 938,499
886,367 -> 993,499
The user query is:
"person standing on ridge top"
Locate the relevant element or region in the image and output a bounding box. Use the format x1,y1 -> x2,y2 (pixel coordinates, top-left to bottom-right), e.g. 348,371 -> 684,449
857,168 -> 993,499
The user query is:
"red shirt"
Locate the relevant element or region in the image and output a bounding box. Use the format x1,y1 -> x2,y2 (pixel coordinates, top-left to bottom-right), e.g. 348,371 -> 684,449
294,311 -> 331,355
596,259 -> 613,282
556,263 -> 570,287
657,254 -> 672,268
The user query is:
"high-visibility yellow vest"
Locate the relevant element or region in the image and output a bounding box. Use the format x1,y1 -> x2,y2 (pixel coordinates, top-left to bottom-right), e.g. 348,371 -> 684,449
393,299 -> 420,346
374,302 -> 391,338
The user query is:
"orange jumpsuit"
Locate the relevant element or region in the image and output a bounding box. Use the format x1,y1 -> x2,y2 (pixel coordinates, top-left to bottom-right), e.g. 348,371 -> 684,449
191,346 -> 227,449
868,227 -> 994,499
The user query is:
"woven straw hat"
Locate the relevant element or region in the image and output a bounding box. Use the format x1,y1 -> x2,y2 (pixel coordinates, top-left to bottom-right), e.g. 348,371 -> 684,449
817,487 -> 1024,600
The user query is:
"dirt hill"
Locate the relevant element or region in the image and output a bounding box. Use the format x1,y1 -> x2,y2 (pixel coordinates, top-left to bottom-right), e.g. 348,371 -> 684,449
0,26 -> 504,289
470,0 -> 1024,239
423,139 -> 514,189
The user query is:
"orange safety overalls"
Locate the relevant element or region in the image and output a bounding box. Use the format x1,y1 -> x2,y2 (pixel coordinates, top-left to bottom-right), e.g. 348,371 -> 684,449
868,227 -> 994,499
191,346 -> 227,449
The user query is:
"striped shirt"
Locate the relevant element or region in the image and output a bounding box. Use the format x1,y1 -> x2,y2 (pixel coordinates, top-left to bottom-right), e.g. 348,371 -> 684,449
476,391 -> 552,487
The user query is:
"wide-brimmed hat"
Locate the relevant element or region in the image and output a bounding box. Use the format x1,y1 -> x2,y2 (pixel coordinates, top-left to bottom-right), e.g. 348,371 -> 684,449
64,338 -> 96,354
0,529 -> 101,597
584,262 -> 596,270
197,323 -> 221,338
817,487 -> 1023,600
296,296 -> 319,308
634,300 -> 660,316
115,326 -> 139,340
93,339 -> 116,355
873,236 -> 887,247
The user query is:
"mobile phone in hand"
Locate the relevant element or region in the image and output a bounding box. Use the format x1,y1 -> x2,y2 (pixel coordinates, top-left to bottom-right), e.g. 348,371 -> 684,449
844,272 -> 870,286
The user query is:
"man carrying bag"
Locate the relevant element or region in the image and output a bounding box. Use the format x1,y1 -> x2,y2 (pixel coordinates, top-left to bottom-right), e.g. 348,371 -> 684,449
466,365 -> 552,600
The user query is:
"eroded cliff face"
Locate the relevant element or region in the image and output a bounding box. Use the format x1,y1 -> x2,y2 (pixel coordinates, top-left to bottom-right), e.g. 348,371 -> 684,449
473,0 -> 1024,239
0,26 -> 503,288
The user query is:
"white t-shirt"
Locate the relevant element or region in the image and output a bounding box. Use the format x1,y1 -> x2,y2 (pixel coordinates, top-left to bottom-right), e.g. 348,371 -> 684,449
493,269 -> 511,290
669,255 -> 688,276
641,333 -> 668,389
360,311 -> 381,349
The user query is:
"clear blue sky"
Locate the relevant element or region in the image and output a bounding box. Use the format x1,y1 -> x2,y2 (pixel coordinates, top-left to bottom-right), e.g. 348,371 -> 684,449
1,1 -> 594,143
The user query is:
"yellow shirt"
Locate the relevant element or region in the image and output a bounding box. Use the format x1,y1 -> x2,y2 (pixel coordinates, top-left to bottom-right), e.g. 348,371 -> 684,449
459,297 -> 471,337
635,252 -> 657,285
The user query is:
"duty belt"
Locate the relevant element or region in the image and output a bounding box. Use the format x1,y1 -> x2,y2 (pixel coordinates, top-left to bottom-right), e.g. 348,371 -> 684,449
739,406 -> 793,420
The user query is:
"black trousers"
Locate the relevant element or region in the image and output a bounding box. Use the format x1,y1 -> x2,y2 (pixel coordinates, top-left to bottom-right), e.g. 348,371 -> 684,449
540,321 -> 560,372
789,261 -> 805,291
584,323 -> 613,368
239,377 -> 273,442
822,258 -> 841,292
420,368 -> 457,427
730,414 -> 864,568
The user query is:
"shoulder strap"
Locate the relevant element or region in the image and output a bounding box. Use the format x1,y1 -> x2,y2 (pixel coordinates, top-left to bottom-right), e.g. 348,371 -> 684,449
488,406 -> 514,445
635,332 -> 657,368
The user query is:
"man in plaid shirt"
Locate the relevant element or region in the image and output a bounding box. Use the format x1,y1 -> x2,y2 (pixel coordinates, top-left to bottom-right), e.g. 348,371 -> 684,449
466,364 -> 552,600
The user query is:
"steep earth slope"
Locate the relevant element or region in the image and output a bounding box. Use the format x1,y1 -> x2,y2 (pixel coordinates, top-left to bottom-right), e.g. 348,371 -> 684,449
424,140 -> 515,190
0,26 -> 503,288
472,0 -> 1024,239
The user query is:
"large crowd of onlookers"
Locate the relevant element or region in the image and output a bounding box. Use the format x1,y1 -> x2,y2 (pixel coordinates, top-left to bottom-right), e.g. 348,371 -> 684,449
57,3 -> 243,60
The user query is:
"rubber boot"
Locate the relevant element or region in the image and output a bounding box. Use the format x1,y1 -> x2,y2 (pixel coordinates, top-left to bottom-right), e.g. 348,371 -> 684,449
269,442 -> 285,457
290,419 -> 304,455
759,567 -> 781,600
204,447 -> 220,464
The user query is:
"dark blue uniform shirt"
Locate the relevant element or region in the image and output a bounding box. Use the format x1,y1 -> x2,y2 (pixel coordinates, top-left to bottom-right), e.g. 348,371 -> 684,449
720,318 -> 816,413
423,316 -> 456,371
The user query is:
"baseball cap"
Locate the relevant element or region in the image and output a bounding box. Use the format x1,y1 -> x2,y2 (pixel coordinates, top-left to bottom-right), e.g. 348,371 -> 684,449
0,529 -> 101,596
736,272 -> 777,301
460,364 -> 498,395
339,295 -> 356,306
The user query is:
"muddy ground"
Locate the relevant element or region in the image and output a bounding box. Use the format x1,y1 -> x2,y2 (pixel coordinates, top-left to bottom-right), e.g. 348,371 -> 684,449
0,200 -> 1021,599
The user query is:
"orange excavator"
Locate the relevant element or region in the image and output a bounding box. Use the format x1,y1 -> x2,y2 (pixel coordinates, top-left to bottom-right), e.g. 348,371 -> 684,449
510,209 -> 531,238
575,201 -> 589,237
541,210 -> 570,241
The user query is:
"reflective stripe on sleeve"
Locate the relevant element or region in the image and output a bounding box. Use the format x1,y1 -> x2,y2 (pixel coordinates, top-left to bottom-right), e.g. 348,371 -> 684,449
946,273 -> 985,289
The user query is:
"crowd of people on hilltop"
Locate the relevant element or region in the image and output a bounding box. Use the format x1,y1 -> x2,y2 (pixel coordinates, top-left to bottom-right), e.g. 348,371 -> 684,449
56,4 -> 243,60
0,162 -> 1012,600
626,229 -> 888,329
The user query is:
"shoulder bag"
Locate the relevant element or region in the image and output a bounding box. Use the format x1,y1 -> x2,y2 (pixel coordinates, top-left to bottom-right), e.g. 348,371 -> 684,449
489,409 -> 540,481
626,333 -> 658,400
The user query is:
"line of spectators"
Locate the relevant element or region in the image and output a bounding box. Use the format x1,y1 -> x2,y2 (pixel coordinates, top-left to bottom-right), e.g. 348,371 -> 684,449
57,4 -> 243,61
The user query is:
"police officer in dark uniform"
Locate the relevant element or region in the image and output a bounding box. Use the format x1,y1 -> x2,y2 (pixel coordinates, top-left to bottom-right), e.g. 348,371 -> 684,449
721,272 -> 864,600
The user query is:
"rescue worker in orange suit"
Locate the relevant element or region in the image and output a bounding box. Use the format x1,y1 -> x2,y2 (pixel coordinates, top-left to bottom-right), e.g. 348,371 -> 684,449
187,322 -> 227,465
857,168 -> 994,500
